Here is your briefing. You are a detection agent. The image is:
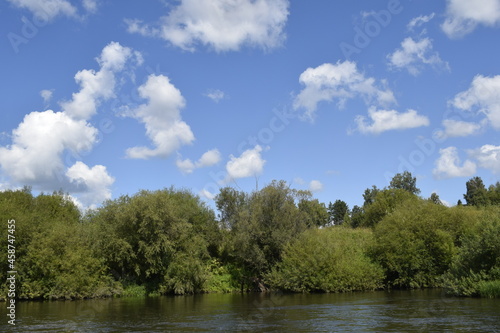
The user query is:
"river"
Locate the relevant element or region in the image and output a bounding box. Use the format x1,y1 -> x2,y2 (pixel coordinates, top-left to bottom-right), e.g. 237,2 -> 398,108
1,289 -> 499,332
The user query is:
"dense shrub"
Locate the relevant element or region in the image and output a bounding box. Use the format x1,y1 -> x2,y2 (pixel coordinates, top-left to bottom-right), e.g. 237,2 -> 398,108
0,190 -> 116,300
443,208 -> 500,297
267,227 -> 384,292
371,200 -> 480,289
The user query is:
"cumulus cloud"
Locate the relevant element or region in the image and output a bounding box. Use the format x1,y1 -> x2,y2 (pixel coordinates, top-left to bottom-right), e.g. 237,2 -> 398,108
442,0 -> 500,38
126,74 -> 195,159
293,61 -> 396,120
60,42 -> 141,120
308,180 -> 323,192
469,144 -> 500,174
0,42 -> 138,208
355,107 -> 429,134
66,161 -> 114,209
226,145 -> 266,180
176,149 -> 221,174
407,13 -> 435,31
0,110 -> 97,184
433,146 -> 477,179
6,0 -> 97,21
204,89 -> 226,103
450,75 -> 500,129
126,0 -> 289,52
439,119 -> 482,138
388,37 -> 449,76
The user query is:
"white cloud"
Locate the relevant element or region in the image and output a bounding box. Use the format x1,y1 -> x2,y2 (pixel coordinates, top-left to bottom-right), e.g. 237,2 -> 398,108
469,144 -> 500,174
126,74 -> 195,159
293,177 -> 305,185
7,0 -> 77,20
126,0 -> 289,52
450,75 -> 500,129
176,149 -> 221,174
40,89 -> 53,106
433,146 -> 477,179
442,0 -> 500,38
0,43 -> 139,209
199,189 -> 216,200
198,149 -> 221,167
407,13 -> 435,31
308,180 -> 323,192
388,37 -> 449,76
355,107 -> 430,134
204,89 -> 226,103
60,41 -> 141,120
6,0 -> 98,21
176,158 -> 196,174
0,110 -> 97,184
226,145 -> 265,180
439,119 -> 482,138
82,0 -> 97,13
66,161 -> 114,209
293,61 -> 396,120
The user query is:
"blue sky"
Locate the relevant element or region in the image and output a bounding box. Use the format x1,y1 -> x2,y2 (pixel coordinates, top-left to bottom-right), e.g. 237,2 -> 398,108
1,0 -> 500,210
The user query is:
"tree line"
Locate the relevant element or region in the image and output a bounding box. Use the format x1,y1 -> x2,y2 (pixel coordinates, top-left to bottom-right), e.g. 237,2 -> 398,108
1,172 -> 499,300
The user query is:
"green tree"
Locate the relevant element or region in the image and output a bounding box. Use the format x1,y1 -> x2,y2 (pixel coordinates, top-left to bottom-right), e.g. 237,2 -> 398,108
464,176 -> 490,207
91,188 -> 219,294
363,185 -> 380,207
328,200 -> 349,225
362,189 -> 417,228
389,171 -> 421,195
428,192 -> 443,205
215,180 -> 308,290
298,198 -> 329,227
487,182 -> 500,205
349,205 -> 365,228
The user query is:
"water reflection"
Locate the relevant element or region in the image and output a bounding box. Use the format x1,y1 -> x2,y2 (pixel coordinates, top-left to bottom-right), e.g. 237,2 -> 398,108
1,289 -> 499,332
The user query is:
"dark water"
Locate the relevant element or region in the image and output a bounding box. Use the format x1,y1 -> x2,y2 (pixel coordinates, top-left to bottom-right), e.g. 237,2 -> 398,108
1,289 -> 499,332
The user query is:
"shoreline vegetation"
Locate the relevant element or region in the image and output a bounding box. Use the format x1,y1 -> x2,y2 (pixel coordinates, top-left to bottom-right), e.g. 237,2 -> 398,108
1,172 -> 499,301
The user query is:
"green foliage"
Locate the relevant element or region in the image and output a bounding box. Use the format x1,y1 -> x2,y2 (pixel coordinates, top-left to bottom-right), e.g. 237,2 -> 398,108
443,208 -> 500,296
267,227 -> 384,293
428,192 -> 443,205
0,190 -> 115,300
91,188 -> 220,295
479,280 -> 500,298
362,188 -> 417,228
2,176 -> 500,300
389,171 -> 421,195
215,180 -> 310,289
363,185 -> 380,207
346,205 -> 365,228
204,259 -> 240,293
487,182 -> 500,205
121,284 -> 147,297
299,198 -> 329,227
371,200 -> 478,289
464,176 -> 489,207
328,200 -> 349,225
